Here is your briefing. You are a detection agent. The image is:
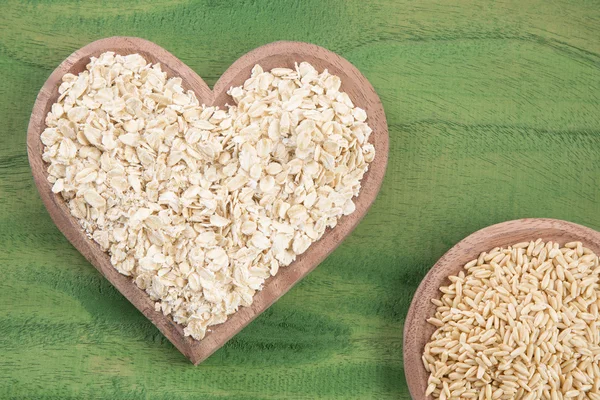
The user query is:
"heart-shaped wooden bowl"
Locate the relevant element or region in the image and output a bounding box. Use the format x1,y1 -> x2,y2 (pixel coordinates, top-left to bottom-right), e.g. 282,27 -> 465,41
27,37 -> 388,364
403,218 -> 600,399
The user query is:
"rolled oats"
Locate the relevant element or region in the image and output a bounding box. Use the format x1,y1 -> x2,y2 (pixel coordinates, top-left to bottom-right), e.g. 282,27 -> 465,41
41,52 -> 374,340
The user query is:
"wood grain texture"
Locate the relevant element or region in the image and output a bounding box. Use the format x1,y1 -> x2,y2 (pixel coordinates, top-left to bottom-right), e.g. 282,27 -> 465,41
1,0 -> 600,398
404,218 -> 600,399
27,37 -> 388,365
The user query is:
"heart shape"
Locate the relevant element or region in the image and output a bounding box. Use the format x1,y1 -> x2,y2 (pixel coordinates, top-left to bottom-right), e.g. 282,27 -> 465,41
27,37 -> 388,364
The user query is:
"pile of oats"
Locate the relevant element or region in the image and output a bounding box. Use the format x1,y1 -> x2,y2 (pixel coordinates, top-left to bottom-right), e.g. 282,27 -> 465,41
424,241 -> 600,399
41,52 -> 374,340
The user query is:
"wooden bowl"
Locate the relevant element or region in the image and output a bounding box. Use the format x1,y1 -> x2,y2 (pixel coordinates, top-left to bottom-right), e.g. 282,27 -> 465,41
403,218 -> 600,399
27,37 -> 389,364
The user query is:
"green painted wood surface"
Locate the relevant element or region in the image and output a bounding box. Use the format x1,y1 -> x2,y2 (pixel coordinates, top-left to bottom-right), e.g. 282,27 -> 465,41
1,0 -> 600,398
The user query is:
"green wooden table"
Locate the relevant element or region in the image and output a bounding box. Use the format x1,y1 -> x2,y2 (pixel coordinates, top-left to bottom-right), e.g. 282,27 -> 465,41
1,0 -> 599,398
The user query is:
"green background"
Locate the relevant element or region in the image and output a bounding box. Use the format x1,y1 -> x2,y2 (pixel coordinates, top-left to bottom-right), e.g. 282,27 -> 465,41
1,0 -> 600,398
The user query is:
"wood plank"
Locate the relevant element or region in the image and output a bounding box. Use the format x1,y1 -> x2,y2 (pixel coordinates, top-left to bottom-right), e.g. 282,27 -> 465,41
0,0 -> 599,398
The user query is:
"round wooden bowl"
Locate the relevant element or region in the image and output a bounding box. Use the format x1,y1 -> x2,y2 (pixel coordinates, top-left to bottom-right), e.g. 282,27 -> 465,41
403,218 -> 600,399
